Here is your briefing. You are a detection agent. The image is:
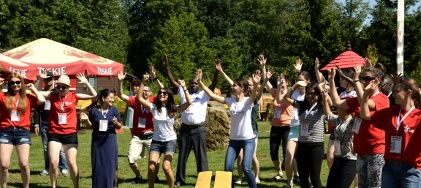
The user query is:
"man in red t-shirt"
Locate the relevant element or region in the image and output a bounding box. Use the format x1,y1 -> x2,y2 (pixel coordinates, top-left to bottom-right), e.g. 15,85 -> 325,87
117,69 -> 163,184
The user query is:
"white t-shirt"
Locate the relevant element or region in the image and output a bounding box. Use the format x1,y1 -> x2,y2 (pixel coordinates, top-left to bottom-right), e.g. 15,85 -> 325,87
178,86 -> 210,125
339,90 -> 357,99
226,97 -> 254,140
150,104 -> 177,142
290,89 -> 306,127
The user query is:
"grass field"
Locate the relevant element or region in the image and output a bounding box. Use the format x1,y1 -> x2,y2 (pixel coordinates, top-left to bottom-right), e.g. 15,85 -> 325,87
6,121 -> 333,188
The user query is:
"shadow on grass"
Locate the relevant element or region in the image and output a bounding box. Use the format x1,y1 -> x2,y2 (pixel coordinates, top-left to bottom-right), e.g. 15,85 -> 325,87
9,182 -> 67,188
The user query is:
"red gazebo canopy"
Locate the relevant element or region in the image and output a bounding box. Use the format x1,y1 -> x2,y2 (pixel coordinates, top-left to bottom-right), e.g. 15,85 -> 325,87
321,50 -> 365,71
0,54 -> 38,81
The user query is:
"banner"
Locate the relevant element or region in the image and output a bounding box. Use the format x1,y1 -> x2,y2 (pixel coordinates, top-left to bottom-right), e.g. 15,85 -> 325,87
397,0 -> 404,75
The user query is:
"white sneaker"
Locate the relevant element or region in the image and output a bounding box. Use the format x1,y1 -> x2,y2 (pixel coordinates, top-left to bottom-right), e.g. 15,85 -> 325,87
61,169 -> 69,177
235,178 -> 242,185
39,169 -> 49,176
255,177 -> 261,184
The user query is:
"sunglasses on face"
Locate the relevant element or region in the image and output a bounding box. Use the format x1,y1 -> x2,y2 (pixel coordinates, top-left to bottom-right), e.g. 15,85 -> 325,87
362,76 -> 376,82
158,91 -> 168,96
306,92 -> 318,96
9,81 -> 21,85
56,85 -> 68,90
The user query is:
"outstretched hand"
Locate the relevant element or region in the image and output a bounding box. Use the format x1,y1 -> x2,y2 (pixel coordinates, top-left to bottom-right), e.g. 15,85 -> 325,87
364,58 -> 372,68
149,66 -> 156,80
294,59 -> 303,72
327,68 -> 336,81
178,79 -> 186,87
391,72 -> 403,84
266,69 -> 274,80
80,112 -> 89,120
142,72 -> 150,82
258,54 -> 267,66
335,64 -> 353,84
162,54 -> 169,67
215,59 -> 222,71
196,69 -> 203,81
252,73 -> 261,84
76,73 -> 88,83
314,57 -> 320,70
117,70 -> 126,81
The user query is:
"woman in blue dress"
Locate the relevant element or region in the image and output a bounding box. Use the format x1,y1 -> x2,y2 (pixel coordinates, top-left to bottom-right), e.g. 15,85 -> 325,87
80,89 -> 122,188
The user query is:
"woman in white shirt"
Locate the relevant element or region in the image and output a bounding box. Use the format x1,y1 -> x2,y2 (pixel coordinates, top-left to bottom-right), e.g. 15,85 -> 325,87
198,69 -> 259,188
136,80 -> 192,188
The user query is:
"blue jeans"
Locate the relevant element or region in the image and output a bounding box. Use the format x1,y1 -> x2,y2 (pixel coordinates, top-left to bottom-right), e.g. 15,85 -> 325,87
382,160 -> 421,188
149,139 -> 177,154
40,121 -> 67,170
224,138 -> 256,188
0,127 -> 31,145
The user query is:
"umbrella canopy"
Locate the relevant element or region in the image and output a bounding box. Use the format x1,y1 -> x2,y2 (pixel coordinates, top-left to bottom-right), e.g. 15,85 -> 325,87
0,54 -> 38,81
3,38 -> 124,76
321,50 -> 365,71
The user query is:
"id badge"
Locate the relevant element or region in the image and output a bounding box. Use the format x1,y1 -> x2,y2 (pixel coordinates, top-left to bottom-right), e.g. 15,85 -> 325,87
292,108 -> 299,120
352,117 -> 362,134
300,123 -> 309,136
58,113 -> 67,124
44,100 -> 51,110
138,118 -> 146,128
390,136 -> 402,154
334,141 -> 341,155
11,110 -> 20,122
99,120 -> 108,132
274,108 -> 282,119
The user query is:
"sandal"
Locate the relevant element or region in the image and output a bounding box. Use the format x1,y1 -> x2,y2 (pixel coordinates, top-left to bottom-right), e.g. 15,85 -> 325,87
272,173 -> 284,181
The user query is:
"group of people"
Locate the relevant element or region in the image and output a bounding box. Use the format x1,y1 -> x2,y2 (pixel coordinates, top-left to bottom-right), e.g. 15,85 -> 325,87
0,52 -> 420,188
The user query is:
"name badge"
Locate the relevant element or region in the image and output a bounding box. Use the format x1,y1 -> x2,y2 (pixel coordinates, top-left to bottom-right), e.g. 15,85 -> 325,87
390,136 -> 402,154
292,108 -> 299,120
334,141 -> 342,155
44,100 -> 51,110
58,113 -> 67,124
99,120 -> 108,132
352,117 -> 362,134
300,123 -> 309,136
11,110 -> 20,122
138,118 -> 146,128
274,108 -> 282,119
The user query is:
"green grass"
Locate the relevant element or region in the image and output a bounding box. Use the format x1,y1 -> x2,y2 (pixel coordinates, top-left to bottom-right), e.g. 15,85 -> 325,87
7,121 -> 333,188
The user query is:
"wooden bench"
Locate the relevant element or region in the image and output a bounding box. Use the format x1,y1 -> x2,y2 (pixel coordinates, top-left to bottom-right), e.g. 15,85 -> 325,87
214,171 -> 232,188
195,171 -> 212,188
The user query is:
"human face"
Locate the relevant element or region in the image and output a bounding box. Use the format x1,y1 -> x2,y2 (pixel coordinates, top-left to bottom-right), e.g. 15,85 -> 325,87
305,88 -> 319,104
43,78 -> 53,86
361,72 -> 376,87
393,86 -> 407,105
102,93 -> 115,107
142,86 -> 151,99
231,83 -> 243,95
339,77 -> 348,88
158,89 -> 168,101
9,78 -> 22,92
337,107 -> 350,119
189,79 -> 199,92
131,85 -> 140,93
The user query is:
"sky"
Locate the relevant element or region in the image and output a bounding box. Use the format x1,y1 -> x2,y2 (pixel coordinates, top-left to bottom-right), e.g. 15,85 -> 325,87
337,0 -> 421,13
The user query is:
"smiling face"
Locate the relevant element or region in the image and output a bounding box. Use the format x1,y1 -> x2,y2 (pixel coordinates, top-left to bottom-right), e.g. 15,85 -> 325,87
56,84 -> 69,96
9,78 -> 22,93
158,89 -> 169,102
142,86 -> 151,99
102,92 -> 115,107
305,88 -> 319,104
189,78 -> 199,92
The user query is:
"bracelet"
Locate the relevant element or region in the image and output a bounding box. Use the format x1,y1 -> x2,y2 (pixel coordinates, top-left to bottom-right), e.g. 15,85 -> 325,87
353,80 -> 360,82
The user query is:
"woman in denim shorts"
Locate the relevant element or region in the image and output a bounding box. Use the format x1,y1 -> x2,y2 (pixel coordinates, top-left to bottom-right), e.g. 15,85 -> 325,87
0,73 -> 45,188
136,80 -> 192,188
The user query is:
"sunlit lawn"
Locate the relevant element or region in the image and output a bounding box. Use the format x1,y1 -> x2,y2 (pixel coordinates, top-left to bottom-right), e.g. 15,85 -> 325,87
7,121 -> 333,187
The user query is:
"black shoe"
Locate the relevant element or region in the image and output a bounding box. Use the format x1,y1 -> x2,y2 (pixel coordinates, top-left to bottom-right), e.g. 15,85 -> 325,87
155,176 -> 160,182
131,176 -> 142,184
293,175 -> 300,184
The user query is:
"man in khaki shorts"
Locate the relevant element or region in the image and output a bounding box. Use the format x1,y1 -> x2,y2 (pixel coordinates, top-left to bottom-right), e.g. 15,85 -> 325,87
117,70 -> 163,184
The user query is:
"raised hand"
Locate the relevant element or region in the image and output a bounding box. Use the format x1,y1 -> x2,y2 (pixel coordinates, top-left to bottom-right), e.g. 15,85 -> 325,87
364,80 -> 377,93
178,79 -> 186,87
0,76 -> 4,85
258,54 -> 267,66
255,70 -> 262,80
327,68 -> 336,81
266,69 -> 274,80
364,58 -> 372,68
26,83 -> 34,89
76,73 -> 88,83
314,57 -> 320,70
215,59 -> 222,71
196,69 -> 203,81
80,112 -> 89,120
117,70 -> 126,81
39,71 -> 50,79
142,72 -> 150,82
391,72 -> 403,84
149,66 -> 156,80
162,54 -> 169,67
354,65 -> 362,80
252,73 -> 261,84
294,59 -> 303,72
335,64 -> 353,83
295,80 -> 308,88
112,116 -> 118,125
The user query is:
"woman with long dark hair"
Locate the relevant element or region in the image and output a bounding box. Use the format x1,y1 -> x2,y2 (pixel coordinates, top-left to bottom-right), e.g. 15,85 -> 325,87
0,73 -> 45,188
136,79 -> 192,188
80,89 -> 122,188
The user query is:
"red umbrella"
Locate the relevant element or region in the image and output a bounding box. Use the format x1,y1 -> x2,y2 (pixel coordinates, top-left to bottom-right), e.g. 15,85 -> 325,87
0,54 -> 38,81
321,50 -> 365,71
3,38 -> 124,76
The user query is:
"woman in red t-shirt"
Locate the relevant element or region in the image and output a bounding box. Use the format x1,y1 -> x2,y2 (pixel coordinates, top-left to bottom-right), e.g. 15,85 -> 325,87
360,78 -> 421,187
0,73 -> 45,188
40,73 -> 97,188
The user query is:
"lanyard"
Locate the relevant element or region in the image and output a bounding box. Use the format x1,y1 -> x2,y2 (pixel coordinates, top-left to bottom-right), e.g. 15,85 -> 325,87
305,102 -> 317,119
336,116 -> 352,143
58,94 -> 68,111
13,96 -> 19,110
397,106 -> 415,132
100,108 -> 109,118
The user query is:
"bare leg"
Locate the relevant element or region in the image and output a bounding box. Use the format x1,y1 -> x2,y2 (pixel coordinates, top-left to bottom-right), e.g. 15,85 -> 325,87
48,141 -> 62,188
252,138 -> 260,179
148,153 -> 160,188
63,144 -> 78,188
162,153 -> 174,188
16,144 -> 31,188
0,144 -> 13,188
284,140 -> 297,185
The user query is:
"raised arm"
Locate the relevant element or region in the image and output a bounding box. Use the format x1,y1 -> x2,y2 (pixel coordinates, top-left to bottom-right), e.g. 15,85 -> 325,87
275,72 -> 287,104
216,61 -> 234,86
283,81 -> 307,105
208,59 -> 220,91
27,83 -> 46,105
116,70 -> 129,103
294,58 -> 303,74
176,80 -> 193,112
258,54 -> 277,94
319,83 -> 331,114
248,73 -> 260,106
76,73 -> 97,100
359,82 -> 376,120
315,57 -> 323,84
327,68 -> 349,109
149,66 -> 164,89
255,70 -> 265,101
136,82 -> 152,110
163,54 -> 180,91
197,69 -> 226,103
